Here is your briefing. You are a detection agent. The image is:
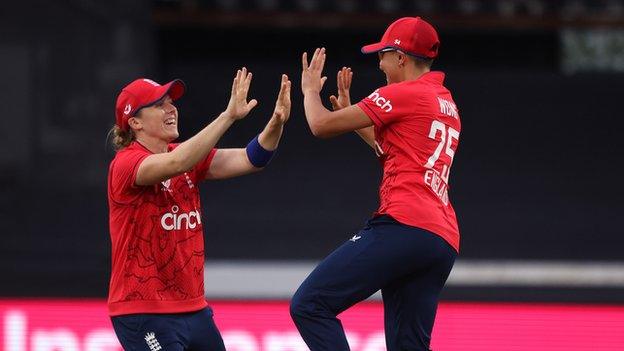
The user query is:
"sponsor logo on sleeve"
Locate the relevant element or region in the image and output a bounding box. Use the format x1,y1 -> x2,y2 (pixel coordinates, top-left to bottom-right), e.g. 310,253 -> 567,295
367,89 -> 393,112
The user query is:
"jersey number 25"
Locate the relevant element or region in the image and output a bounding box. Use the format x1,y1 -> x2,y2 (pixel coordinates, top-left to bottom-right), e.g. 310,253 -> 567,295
424,120 -> 459,183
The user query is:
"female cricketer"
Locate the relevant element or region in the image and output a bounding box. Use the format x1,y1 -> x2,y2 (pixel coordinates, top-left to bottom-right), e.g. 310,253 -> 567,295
107,68 -> 291,351
290,17 -> 460,351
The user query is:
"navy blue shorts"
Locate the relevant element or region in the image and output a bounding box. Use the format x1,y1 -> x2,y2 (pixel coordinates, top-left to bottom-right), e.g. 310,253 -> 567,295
290,215 -> 457,351
111,307 -> 225,351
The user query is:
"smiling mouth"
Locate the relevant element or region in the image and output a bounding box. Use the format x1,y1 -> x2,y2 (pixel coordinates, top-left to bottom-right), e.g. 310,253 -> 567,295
164,118 -> 176,126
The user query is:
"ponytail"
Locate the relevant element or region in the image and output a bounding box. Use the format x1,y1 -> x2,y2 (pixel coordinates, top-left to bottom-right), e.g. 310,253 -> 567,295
108,125 -> 135,150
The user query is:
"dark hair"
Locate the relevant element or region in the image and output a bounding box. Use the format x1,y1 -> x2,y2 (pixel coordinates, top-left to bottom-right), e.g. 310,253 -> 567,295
409,55 -> 434,69
108,124 -> 135,150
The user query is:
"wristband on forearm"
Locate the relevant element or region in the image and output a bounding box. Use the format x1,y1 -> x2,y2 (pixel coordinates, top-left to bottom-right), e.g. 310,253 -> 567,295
246,135 -> 275,168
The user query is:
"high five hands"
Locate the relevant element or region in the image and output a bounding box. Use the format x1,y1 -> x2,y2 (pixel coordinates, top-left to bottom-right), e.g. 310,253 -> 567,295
225,67 -> 291,125
329,67 -> 353,111
302,48 -> 354,111
272,74 -> 292,125
301,48 -> 328,95
225,67 -> 258,120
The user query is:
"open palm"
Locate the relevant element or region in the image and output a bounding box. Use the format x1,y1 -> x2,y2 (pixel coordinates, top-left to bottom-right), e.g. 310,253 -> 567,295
226,67 -> 258,120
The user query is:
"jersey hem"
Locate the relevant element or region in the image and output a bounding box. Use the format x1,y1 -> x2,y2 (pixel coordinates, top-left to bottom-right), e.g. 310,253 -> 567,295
108,296 -> 208,316
375,211 -> 460,252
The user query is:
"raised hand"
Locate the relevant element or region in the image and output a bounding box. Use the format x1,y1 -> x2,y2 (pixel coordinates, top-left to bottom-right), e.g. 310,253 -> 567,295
272,74 -> 292,125
301,48 -> 328,95
329,67 -> 353,111
225,67 -> 258,120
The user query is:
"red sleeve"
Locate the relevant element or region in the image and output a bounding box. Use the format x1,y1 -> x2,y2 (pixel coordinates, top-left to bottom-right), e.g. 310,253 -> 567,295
356,84 -> 410,127
108,148 -> 150,205
193,148 -> 218,182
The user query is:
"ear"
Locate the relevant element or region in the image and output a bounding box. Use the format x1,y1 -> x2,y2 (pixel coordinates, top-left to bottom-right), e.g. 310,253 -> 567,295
128,116 -> 142,131
397,52 -> 407,67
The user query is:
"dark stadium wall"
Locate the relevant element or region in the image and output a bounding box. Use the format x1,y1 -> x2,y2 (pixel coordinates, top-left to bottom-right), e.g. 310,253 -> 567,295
1,2 -> 623,297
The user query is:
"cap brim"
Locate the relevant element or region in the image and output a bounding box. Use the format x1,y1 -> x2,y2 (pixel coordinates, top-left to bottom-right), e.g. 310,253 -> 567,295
162,79 -> 186,101
136,79 -> 186,113
361,42 -> 388,54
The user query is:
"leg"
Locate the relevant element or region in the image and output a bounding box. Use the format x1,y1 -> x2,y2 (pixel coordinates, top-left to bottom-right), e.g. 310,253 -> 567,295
290,225 -> 384,351
290,216 -> 438,351
186,307 -> 226,351
382,232 -> 456,351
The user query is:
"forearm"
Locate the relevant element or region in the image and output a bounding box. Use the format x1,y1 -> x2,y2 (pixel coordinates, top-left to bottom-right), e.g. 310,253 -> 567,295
257,117 -> 284,151
303,91 -> 332,137
171,112 -> 235,172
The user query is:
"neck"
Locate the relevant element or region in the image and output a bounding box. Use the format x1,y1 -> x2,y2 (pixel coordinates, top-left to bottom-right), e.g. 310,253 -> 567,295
135,133 -> 169,154
403,65 -> 430,81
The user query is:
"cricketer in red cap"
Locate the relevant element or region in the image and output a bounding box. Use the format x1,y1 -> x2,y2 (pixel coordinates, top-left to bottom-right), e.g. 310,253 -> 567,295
115,78 -> 186,131
107,69 -> 292,351
293,17 -> 461,351
361,16 -> 440,59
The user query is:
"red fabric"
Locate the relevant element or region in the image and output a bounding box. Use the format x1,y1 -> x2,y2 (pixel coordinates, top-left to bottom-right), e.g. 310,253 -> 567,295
107,141 -> 216,316
361,17 -> 439,59
357,71 -> 461,252
115,78 -> 185,131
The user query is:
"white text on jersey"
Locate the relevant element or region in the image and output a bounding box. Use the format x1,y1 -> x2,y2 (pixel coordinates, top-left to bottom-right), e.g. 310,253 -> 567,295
368,89 -> 393,112
424,169 -> 449,205
437,97 -> 458,119
160,205 -> 201,231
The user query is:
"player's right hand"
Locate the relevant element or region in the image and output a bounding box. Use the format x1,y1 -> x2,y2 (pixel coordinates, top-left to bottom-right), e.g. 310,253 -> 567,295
225,67 -> 258,120
329,67 -> 353,111
301,48 -> 328,95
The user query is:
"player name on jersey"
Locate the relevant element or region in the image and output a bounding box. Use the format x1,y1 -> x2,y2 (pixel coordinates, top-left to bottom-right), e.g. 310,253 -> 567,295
424,169 -> 449,205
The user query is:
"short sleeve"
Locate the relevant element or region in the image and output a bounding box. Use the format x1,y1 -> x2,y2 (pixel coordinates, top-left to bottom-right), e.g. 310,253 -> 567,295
356,84 -> 410,127
108,148 -> 150,204
193,148 -> 218,182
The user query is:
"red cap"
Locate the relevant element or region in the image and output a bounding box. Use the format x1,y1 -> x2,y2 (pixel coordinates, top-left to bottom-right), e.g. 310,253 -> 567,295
361,17 -> 440,59
115,78 -> 186,131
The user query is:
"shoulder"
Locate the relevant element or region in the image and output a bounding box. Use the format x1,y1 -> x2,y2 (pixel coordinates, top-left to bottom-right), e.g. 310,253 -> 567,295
110,142 -> 151,171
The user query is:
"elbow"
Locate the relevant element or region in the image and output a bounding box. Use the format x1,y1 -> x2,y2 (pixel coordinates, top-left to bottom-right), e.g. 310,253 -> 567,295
309,120 -> 333,139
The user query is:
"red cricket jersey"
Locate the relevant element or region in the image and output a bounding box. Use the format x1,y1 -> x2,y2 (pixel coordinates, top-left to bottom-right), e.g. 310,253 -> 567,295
357,71 -> 461,252
107,141 -> 216,316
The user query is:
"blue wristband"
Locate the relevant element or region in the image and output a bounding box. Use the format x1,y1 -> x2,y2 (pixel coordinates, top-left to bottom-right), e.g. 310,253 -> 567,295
246,135 -> 274,168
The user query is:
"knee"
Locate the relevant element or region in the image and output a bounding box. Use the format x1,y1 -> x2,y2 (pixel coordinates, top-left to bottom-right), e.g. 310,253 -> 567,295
289,290 -> 308,321
289,288 -> 320,322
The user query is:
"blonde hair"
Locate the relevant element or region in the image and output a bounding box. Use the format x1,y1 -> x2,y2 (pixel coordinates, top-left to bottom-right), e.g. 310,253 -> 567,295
108,125 -> 135,150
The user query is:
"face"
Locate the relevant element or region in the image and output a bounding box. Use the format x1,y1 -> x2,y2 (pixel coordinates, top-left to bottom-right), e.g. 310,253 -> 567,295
378,50 -> 403,84
129,95 -> 179,142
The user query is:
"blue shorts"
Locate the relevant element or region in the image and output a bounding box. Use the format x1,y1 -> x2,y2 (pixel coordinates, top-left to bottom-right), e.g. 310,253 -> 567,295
111,307 -> 225,351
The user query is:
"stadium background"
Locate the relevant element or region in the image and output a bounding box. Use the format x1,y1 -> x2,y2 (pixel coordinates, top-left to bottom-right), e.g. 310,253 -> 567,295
1,0 -> 624,350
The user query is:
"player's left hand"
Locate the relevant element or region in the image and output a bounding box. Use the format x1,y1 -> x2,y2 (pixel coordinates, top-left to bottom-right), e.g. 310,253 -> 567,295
301,47 -> 328,95
272,74 -> 292,125
329,67 -> 353,110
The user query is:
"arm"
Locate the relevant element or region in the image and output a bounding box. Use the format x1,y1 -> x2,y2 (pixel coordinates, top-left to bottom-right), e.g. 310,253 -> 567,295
206,74 -> 292,180
135,68 -> 257,186
301,48 -> 374,138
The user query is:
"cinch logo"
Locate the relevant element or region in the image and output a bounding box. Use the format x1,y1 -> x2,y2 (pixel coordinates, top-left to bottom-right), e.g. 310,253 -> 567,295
160,205 -> 201,231
368,89 -> 393,112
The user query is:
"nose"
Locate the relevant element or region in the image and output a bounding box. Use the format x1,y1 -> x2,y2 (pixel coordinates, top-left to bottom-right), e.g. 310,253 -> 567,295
163,102 -> 176,114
